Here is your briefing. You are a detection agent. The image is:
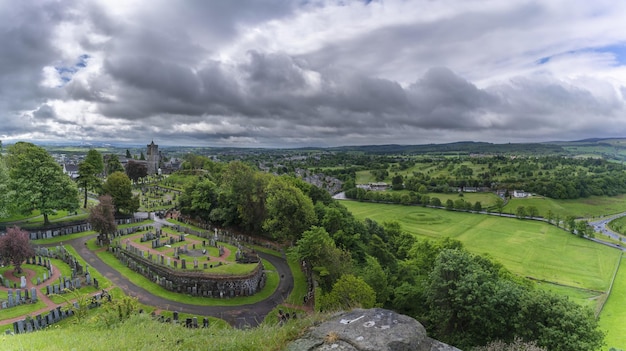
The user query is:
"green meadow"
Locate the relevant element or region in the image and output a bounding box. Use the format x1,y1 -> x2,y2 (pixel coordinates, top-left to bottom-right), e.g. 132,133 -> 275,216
342,201 -> 621,293
504,194 -> 626,218
598,255 -> 626,350
343,200 -> 626,348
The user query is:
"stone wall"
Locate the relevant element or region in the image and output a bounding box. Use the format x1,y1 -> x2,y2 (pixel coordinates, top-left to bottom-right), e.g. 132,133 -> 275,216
112,246 -> 266,298
0,217 -> 146,240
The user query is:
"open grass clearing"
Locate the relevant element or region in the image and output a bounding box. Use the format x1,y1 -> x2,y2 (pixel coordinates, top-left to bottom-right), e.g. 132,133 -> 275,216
342,201 -> 622,295
504,194 -> 626,219
599,254 -> 626,351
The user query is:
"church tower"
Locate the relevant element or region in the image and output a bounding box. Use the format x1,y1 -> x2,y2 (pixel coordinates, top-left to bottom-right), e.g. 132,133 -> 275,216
146,140 -> 159,175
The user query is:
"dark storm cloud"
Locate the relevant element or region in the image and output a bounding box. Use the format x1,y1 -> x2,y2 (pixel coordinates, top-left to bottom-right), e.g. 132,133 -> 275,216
2,1 -> 626,146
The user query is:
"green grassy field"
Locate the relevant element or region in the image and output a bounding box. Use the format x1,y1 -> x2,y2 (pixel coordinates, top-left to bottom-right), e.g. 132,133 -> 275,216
343,201 -> 621,292
504,195 -> 626,218
599,254 -> 626,351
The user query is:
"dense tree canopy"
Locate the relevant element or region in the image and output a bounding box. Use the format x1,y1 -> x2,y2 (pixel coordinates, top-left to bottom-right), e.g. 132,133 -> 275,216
102,172 -> 139,215
171,155 -> 604,350
105,154 -> 124,175
0,156 -> 11,218
6,142 -> 79,225
126,160 -> 148,183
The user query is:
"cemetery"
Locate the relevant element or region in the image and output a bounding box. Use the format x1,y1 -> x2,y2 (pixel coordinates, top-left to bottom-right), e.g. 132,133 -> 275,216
109,225 -> 267,298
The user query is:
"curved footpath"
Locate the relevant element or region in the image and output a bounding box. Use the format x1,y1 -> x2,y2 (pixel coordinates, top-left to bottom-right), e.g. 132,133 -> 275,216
58,234 -> 294,328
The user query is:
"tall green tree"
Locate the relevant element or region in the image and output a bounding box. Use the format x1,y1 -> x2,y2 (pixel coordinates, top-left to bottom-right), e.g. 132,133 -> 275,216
101,172 -> 139,215
292,226 -> 353,291
6,142 -> 79,225
85,149 -> 104,175
263,176 -> 316,241
106,154 -> 125,175
77,150 -> 104,208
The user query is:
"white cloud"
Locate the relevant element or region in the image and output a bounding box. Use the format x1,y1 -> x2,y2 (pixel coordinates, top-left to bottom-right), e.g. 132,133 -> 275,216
2,0 -> 626,147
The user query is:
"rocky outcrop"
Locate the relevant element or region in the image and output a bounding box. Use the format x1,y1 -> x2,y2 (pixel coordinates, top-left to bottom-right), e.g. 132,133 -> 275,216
286,308 -> 461,351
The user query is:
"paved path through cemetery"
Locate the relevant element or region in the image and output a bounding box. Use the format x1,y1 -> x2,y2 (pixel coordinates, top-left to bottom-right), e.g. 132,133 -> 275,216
0,264 -> 103,326
69,234 -> 294,328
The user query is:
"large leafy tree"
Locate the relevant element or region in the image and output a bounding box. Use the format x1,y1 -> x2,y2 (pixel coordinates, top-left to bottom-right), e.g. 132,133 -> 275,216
6,142 -> 79,225
424,248 -> 603,351
319,274 -> 376,311
292,226 -> 353,291
0,227 -> 34,274
263,176 -> 316,242
218,162 -> 269,232
101,171 -> 139,215
89,195 -> 117,246
126,160 -> 148,183
105,154 -> 125,175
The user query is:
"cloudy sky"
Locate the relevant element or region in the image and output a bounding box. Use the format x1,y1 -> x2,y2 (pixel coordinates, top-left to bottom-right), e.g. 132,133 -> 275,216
2,0 -> 626,147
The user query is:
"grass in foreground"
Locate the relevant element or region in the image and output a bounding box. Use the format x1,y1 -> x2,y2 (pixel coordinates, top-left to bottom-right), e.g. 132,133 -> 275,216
0,312 -> 322,351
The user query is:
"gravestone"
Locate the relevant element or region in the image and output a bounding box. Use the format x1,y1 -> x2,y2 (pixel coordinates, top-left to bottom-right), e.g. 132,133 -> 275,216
16,290 -> 21,304
43,272 -> 47,281
173,311 -> 179,323
46,285 -> 52,295
2,301 -> 7,309
17,320 -> 25,334
181,259 -> 186,269
7,290 -> 13,307
20,276 -> 27,289
203,318 -> 209,328
94,278 -> 99,289
192,317 -> 198,328
37,277 -> 41,285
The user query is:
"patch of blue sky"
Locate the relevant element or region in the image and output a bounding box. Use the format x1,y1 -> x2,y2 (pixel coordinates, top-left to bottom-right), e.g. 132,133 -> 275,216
536,43 -> 626,66
53,54 -> 90,86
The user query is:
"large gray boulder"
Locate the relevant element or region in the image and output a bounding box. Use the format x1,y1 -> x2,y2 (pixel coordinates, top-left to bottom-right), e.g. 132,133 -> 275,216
286,308 -> 461,351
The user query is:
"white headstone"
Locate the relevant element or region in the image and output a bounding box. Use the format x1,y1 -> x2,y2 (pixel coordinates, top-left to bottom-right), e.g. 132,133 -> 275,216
20,276 -> 27,289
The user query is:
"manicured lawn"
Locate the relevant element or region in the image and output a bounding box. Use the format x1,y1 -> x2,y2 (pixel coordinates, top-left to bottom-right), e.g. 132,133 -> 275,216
504,194 -> 626,219
599,254 -> 626,351
424,192 -> 501,208
342,201 -> 622,294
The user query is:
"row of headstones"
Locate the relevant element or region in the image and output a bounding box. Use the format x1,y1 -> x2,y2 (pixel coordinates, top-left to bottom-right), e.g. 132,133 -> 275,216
0,266 -> 53,291
115,225 -> 153,237
35,247 -> 85,278
7,292 -> 108,335
166,311 -> 210,329
152,234 -> 186,249
117,245 -> 265,298
45,275 -> 98,296
26,224 -> 93,240
1,288 -> 38,309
